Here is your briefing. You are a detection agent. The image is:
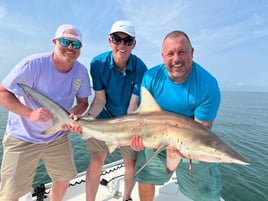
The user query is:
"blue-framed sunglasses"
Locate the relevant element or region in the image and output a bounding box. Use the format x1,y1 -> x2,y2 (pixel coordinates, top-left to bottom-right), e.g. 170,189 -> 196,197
57,38 -> 82,49
110,34 -> 135,46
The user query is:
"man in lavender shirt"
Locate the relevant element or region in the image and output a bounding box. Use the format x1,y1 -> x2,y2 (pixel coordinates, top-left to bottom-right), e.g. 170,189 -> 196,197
0,24 -> 91,201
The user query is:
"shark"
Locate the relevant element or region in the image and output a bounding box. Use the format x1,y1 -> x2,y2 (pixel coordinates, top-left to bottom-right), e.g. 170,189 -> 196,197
18,83 -> 249,174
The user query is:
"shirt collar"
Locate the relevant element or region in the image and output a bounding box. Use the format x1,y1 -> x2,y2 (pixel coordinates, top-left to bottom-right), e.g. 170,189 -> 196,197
109,52 -> 134,72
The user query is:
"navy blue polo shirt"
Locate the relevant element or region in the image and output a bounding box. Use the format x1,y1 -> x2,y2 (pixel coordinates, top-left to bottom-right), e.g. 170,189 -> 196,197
90,51 -> 147,118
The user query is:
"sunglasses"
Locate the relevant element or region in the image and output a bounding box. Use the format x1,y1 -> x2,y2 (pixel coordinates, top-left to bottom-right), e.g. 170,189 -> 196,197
110,34 -> 135,46
57,38 -> 82,49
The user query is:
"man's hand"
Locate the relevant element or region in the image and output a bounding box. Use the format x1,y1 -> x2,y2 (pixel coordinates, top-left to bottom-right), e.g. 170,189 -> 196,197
63,123 -> 83,134
63,114 -> 83,134
130,134 -> 145,151
29,107 -> 53,122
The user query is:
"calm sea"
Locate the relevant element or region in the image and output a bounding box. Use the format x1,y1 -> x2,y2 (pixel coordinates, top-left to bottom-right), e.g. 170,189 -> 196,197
0,91 -> 267,201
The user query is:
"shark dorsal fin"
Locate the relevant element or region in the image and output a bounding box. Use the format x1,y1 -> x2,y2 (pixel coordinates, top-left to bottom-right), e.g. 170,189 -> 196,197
134,87 -> 162,114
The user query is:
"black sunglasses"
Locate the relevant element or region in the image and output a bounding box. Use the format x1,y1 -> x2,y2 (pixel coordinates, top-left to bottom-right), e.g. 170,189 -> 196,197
57,38 -> 82,49
110,34 -> 135,46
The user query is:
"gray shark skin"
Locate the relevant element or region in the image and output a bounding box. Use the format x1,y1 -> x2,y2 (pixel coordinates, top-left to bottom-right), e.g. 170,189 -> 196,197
18,83 -> 249,172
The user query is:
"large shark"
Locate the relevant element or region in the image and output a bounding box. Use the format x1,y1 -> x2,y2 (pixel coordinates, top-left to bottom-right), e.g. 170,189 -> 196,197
18,83 -> 249,173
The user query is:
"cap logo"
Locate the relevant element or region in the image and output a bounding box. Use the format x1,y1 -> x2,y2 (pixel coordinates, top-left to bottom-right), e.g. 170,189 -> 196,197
109,20 -> 135,37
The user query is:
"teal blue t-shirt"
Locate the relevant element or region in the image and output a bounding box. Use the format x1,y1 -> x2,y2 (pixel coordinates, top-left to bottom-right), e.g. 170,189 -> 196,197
141,61 -> 221,121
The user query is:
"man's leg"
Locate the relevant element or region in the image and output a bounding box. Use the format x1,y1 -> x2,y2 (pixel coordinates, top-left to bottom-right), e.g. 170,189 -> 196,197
44,135 -> 77,201
86,152 -> 106,201
138,183 -> 155,201
49,180 -> 69,201
0,133 -> 41,201
123,158 -> 136,200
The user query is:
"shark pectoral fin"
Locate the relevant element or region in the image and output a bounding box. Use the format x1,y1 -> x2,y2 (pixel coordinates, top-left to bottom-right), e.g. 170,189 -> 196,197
107,145 -> 117,153
135,145 -> 168,176
105,142 -> 118,153
166,149 -> 182,173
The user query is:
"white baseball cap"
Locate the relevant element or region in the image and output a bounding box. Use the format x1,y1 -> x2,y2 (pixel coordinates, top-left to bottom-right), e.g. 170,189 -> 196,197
54,24 -> 82,43
110,21 -> 135,37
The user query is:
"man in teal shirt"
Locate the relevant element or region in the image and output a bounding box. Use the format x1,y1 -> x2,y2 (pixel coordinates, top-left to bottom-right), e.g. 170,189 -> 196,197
131,30 -> 221,201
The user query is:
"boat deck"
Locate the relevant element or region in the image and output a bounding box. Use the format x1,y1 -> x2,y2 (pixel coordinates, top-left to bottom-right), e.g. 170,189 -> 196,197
19,160 -> 223,201
61,161 -> 192,201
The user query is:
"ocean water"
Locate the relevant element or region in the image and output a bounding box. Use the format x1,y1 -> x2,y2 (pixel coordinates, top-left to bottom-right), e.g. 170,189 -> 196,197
0,91 -> 267,201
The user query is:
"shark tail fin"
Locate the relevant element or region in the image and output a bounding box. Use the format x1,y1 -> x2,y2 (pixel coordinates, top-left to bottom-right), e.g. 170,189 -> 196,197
105,141 -> 119,153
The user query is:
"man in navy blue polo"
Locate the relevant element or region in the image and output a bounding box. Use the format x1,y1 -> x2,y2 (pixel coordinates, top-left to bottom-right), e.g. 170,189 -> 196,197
86,20 -> 147,201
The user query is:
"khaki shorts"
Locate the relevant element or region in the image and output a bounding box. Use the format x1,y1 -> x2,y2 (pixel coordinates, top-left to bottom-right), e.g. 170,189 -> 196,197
87,138 -> 137,160
0,133 -> 77,200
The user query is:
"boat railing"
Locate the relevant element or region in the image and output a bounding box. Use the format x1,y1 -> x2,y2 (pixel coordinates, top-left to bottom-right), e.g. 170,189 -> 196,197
20,159 -> 125,201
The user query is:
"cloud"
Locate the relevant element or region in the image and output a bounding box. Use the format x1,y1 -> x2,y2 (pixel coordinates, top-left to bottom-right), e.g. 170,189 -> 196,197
0,0 -> 267,91
116,0 -> 189,42
0,5 -> 6,19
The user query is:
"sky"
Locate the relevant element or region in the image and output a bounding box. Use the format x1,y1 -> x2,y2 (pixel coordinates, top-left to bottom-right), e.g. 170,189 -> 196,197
0,0 -> 268,92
